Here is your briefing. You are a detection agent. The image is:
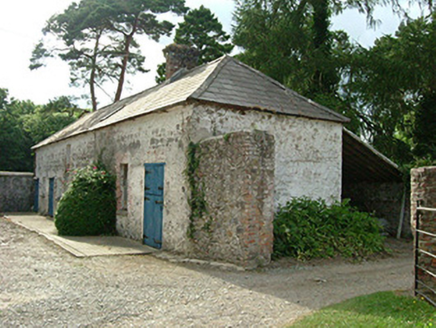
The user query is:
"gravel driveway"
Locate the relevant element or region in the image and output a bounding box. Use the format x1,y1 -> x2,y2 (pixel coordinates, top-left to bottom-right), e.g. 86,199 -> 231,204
0,216 -> 414,327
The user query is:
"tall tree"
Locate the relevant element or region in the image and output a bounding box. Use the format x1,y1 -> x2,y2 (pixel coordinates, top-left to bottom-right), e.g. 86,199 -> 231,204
0,89 -> 86,171
155,5 -> 233,83
108,0 -> 187,101
31,0 -> 187,110
30,0 -> 117,111
233,0 -> 385,100
232,0 -> 436,165
174,5 -> 233,64
0,89 -> 34,171
347,14 -> 436,163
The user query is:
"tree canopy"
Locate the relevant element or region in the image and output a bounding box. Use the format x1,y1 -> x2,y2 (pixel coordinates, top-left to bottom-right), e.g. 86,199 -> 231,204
232,0 -> 385,99
0,89 -> 86,172
232,0 -> 436,166
155,5 -> 233,83
174,5 -> 233,64
30,0 -> 187,111
347,13 -> 436,163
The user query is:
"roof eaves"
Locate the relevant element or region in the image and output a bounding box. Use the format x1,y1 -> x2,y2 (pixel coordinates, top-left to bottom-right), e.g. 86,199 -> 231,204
33,100 -> 191,150
31,112 -> 93,150
32,71 -> 189,150
343,128 -> 400,172
191,98 -> 349,124
288,90 -> 350,123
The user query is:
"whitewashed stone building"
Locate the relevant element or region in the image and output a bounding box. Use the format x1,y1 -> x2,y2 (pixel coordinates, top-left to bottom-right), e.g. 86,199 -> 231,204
33,46 -> 402,267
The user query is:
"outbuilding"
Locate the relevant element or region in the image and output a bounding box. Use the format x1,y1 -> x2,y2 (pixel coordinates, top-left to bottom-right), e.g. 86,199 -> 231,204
33,45 -> 402,267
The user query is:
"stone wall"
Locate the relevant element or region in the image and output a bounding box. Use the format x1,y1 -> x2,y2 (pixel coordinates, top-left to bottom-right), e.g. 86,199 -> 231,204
411,166 -> 436,304
190,130 -> 275,268
35,105 -> 193,253
188,103 -> 343,207
0,172 -> 34,212
343,182 -> 411,237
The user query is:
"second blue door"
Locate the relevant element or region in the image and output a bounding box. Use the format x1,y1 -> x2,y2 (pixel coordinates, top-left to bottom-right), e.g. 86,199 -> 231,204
34,179 -> 39,212
143,163 -> 165,249
48,178 -> 54,216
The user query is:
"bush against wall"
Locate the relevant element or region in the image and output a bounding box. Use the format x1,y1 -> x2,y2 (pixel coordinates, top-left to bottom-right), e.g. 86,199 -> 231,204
273,198 -> 385,260
55,163 -> 116,236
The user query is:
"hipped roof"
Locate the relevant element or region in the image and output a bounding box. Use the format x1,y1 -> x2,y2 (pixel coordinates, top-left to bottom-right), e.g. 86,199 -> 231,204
33,55 -> 348,149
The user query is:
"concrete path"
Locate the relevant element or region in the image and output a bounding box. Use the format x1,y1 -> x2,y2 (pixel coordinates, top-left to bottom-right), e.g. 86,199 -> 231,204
5,213 -> 156,257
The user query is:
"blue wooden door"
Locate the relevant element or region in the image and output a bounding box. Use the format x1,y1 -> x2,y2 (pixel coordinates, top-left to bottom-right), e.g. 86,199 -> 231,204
143,163 -> 165,249
34,179 -> 39,212
48,178 -> 54,217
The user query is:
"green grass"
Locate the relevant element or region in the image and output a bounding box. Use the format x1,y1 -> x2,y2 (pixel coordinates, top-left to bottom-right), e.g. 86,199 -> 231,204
291,291 -> 436,328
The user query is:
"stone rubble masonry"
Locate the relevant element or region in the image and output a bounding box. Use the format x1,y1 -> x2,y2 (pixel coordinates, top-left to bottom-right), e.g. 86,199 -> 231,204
0,172 -> 34,212
411,166 -> 436,303
163,43 -> 200,80
343,181 -> 410,238
191,130 -> 275,268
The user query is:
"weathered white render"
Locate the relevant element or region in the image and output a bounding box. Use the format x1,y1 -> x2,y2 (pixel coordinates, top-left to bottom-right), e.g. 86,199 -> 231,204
34,55 -> 349,263
189,104 -> 343,206
36,105 -> 194,253
35,101 -> 343,253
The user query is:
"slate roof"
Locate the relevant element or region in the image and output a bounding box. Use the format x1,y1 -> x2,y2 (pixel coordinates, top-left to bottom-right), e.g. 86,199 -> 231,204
33,55 -> 348,149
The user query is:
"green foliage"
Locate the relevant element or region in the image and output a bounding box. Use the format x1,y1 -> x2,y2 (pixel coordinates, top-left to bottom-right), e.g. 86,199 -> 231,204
273,198 -> 385,260
155,62 -> 167,84
31,0 -> 187,109
0,90 -> 33,172
155,5 -> 233,83
0,88 -> 84,172
175,5 -> 233,64
0,88 -> 86,171
55,163 -> 116,236
345,14 -> 436,164
233,1 -> 436,166
290,291 -> 436,328
232,0 -> 379,99
22,96 -> 84,144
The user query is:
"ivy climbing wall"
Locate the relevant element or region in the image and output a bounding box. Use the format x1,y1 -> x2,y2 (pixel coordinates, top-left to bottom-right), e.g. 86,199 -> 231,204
190,130 -> 275,268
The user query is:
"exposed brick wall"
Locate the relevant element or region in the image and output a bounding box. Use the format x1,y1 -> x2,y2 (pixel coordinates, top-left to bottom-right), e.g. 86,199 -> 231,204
411,166 -> 436,304
0,172 -> 34,212
190,130 -> 275,268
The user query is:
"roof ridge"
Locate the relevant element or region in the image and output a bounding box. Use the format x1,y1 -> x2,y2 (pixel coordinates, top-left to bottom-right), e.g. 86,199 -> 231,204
188,55 -> 231,100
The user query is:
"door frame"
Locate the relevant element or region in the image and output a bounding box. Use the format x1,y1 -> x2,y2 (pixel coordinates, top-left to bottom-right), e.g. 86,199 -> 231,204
143,163 -> 165,249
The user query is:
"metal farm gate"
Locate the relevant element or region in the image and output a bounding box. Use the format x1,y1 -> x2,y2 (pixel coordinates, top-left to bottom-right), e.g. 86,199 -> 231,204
414,203 -> 436,307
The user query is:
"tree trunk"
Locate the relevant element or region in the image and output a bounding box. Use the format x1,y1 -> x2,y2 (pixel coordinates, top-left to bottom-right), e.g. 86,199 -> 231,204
310,0 -> 334,95
114,34 -> 132,102
114,16 -> 139,103
90,32 -> 102,111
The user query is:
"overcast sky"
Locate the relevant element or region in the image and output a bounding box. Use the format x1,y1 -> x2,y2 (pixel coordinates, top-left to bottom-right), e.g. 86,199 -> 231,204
0,0 -> 423,108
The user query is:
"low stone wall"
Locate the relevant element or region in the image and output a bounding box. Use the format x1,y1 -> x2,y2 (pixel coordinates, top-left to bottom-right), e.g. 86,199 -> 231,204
343,181 -> 410,237
0,172 -> 34,212
190,130 -> 275,268
411,166 -> 436,304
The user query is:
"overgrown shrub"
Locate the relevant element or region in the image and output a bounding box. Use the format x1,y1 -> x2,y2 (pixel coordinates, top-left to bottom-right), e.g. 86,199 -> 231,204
55,163 -> 116,236
273,198 -> 385,260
